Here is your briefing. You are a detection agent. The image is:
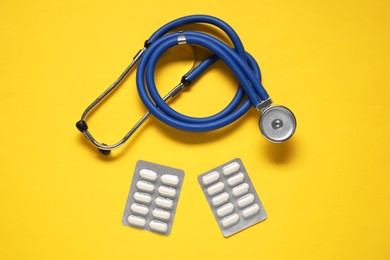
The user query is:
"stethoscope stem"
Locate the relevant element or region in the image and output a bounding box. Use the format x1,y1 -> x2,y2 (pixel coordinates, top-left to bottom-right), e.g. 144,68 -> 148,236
81,48 -> 146,120
77,46 -> 186,155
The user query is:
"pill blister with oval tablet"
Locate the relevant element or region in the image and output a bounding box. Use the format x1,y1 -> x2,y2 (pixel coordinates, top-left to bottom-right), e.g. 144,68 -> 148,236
122,160 -> 184,235
198,158 -> 267,237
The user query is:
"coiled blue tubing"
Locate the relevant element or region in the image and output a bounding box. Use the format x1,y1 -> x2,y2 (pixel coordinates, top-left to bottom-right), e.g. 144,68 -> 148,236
136,15 -> 270,132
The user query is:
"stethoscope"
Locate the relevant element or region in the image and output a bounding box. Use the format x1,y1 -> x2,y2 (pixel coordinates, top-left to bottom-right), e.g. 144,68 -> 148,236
76,15 -> 296,155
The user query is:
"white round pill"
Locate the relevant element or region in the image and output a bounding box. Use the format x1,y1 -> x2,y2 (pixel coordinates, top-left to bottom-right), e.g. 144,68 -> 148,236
136,181 -> 155,192
207,182 -> 224,196
152,208 -> 171,220
232,183 -> 249,197
158,186 -> 176,198
202,171 -> 220,185
212,192 -> 229,207
227,172 -> 244,186
216,203 -> 234,217
133,192 -> 152,204
139,169 -> 158,181
155,197 -> 174,209
130,203 -> 149,215
237,193 -> 255,208
161,174 -> 179,186
149,220 -> 168,233
221,213 -> 239,227
222,162 -> 240,176
127,215 -> 146,227
242,204 -> 260,218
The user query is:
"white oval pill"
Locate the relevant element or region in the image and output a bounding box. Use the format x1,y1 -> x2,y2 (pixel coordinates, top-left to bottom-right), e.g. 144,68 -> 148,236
227,172 -> 244,186
155,197 -> 174,209
158,186 -> 176,198
152,208 -> 171,220
216,203 -> 234,217
127,215 -> 146,227
130,203 -> 149,215
212,192 -> 229,206
232,183 -> 249,197
161,174 -> 179,186
139,169 -> 157,181
133,192 -> 152,204
136,181 -> 155,192
149,220 -> 168,233
221,213 -> 239,227
237,193 -> 255,208
242,204 -> 260,218
207,182 -> 224,196
202,171 -> 220,185
222,162 -> 240,176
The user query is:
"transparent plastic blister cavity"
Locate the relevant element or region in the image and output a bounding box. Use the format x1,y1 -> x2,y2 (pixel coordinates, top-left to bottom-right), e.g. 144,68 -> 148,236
198,158 -> 267,237
122,160 -> 184,235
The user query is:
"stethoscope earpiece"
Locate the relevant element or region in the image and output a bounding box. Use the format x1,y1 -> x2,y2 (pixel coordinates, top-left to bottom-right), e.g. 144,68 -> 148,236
259,106 -> 296,143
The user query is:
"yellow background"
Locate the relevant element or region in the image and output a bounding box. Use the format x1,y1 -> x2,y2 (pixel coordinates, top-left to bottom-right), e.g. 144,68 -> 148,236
1,0 -> 389,259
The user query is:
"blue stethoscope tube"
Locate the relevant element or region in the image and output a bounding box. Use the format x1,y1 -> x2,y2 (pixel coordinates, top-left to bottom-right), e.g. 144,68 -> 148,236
137,15 -> 269,132
76,15 -> 296,154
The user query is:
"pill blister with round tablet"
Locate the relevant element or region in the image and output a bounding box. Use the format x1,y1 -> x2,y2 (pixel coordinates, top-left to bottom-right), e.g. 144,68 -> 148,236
122,160 -> 184,236
198,158 -> 267,237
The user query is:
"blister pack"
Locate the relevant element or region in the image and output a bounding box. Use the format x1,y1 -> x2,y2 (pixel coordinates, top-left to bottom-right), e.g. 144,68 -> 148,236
198,158 -> 267,237
122,160 -> 184,235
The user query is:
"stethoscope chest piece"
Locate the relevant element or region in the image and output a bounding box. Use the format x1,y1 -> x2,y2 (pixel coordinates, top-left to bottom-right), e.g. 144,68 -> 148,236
259,106 -> 296,143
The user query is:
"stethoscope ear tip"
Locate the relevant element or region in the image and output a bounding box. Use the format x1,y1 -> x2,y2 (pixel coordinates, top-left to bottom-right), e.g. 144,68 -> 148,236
259,105 -> 296,143
76,120 -> 88,132
98,144 -> 111,156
